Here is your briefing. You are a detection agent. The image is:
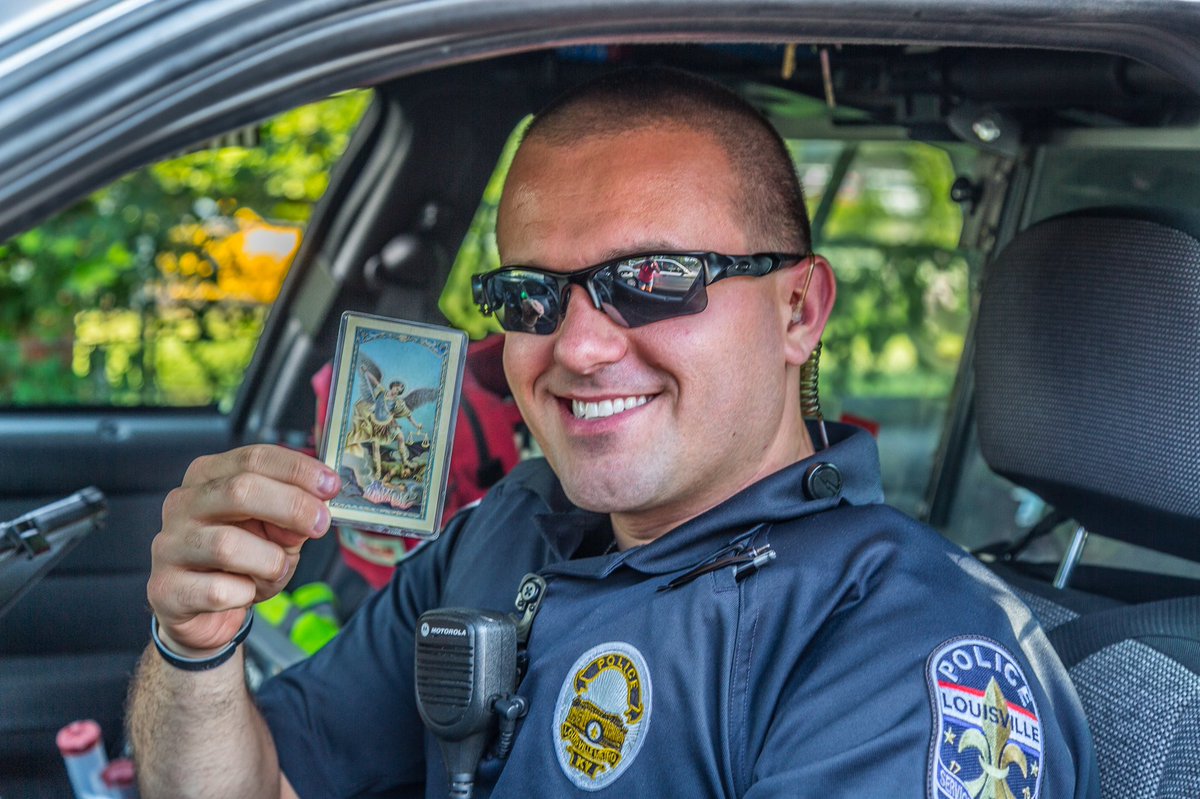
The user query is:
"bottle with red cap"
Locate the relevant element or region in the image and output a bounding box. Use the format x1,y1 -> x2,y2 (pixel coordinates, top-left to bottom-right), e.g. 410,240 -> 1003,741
56,719 -> 136,798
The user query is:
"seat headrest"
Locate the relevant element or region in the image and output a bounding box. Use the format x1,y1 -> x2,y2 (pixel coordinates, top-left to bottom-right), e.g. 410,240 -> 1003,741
974,208 -> 1200,562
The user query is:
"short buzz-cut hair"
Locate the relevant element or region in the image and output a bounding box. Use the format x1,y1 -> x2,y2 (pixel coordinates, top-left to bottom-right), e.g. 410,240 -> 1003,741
520,66 -> 812,254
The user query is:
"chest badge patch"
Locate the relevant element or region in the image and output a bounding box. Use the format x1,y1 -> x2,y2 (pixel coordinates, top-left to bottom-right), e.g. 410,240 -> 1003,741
553,641 -> 652,791
927,637 -> 1044,799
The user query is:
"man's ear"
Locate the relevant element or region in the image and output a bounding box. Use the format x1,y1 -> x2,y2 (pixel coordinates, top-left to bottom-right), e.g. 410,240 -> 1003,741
783,255 -> 836,366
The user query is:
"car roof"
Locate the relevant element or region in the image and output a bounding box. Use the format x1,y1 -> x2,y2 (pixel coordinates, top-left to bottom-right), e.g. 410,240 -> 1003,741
1,0 -> 1199,241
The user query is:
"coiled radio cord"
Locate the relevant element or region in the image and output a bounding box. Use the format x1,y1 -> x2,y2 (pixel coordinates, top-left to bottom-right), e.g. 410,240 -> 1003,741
800,340 -> 829,450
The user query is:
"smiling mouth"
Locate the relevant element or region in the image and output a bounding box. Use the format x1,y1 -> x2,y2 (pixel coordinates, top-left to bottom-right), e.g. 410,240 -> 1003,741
570,395 -> 651,420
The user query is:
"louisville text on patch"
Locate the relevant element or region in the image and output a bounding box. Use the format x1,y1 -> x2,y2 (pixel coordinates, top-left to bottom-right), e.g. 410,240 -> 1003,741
927,637 -> 1044,799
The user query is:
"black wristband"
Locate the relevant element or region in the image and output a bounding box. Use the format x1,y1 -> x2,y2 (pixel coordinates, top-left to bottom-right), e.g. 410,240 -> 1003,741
151,612 -> 253,672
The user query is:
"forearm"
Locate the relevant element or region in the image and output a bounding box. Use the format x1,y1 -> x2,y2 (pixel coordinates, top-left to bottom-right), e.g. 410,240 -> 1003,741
128,644 -> 289,799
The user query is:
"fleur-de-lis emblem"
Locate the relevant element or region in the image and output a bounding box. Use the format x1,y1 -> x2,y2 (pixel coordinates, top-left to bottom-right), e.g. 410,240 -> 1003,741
958,677 -> 1028,799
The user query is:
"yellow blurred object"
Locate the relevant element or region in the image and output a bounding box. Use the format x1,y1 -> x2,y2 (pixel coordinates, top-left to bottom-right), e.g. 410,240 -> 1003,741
205,211 -> 301,304
157,209 -> 301,305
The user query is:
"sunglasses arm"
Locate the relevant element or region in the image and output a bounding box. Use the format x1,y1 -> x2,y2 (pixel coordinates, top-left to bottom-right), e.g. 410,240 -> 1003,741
471,274 -> 492,315
706,253 -> 807,284
705,255 -> 748,283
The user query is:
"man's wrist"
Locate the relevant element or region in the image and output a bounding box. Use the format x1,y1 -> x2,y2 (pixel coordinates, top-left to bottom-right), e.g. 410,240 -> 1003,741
151,613 -> 253,672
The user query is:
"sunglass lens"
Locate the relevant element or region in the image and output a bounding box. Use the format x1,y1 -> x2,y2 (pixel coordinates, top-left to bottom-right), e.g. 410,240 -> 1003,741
488,271 -> 563,334
598,255 -> 707,327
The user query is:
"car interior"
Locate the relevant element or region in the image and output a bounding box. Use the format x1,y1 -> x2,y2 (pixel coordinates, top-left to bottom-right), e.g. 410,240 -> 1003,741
1,35 -> 1198,797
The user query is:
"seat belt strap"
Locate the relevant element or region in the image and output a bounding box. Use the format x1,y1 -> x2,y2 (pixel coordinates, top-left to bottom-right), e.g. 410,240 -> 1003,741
1046,596 -> 1200,670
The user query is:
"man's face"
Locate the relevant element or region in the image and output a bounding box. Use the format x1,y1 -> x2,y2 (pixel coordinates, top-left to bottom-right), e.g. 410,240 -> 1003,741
498,126 -> 810,538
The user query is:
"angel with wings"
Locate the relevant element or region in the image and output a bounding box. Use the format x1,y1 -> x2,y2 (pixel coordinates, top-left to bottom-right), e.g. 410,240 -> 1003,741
345,354 -> 439,484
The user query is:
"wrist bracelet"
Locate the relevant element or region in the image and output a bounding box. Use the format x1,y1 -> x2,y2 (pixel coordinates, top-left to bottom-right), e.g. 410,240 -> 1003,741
151,612 -> 253,672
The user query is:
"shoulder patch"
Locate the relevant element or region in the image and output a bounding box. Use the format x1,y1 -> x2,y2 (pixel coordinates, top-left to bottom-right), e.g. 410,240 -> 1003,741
553,641 -> 652,791
926,636 -> 1044,799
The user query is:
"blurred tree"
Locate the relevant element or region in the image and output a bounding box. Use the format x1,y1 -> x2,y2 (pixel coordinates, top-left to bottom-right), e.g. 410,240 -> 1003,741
811,141 -> 972,400
0,90 -> 370,409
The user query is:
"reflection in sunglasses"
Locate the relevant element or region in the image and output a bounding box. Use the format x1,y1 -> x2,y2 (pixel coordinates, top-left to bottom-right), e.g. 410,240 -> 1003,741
473,251 -> 804,334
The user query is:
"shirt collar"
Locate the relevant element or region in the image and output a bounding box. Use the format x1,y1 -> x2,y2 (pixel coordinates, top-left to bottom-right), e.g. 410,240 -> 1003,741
529,421 -> 884,579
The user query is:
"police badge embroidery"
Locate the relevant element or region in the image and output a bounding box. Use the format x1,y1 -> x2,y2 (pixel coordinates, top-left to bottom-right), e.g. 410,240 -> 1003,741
927,637 -> 1044,799
553,641 -> 652,791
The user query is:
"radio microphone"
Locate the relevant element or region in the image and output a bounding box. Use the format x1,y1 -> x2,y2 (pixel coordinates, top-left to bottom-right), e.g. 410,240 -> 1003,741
415,608 -> 525,799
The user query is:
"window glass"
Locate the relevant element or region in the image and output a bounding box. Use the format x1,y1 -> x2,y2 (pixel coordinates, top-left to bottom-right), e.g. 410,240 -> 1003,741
0,90 -> 371,411
793,140 -> 976,516
947,432 -> 1199,580
1027,145 -> 1200,224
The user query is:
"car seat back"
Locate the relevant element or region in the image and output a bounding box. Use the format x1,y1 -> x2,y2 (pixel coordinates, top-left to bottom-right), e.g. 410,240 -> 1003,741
973,208 -> 1200,798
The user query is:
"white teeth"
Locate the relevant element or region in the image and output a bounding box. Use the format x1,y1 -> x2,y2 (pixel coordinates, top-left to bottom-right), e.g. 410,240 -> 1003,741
571,395 -> 651,420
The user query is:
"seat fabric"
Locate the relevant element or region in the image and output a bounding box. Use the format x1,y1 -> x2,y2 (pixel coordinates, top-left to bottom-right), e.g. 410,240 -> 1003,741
973,207 -> 1200,799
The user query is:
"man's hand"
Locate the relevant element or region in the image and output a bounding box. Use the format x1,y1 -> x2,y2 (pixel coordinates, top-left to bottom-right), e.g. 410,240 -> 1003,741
148,445 -> 341,656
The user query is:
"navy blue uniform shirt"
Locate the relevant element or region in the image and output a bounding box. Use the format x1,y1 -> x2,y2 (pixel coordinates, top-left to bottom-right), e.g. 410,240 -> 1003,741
258,423 -> 1099,798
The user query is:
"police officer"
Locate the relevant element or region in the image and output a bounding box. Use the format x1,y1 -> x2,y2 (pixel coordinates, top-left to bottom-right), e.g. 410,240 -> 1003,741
128,68 -> 1099,799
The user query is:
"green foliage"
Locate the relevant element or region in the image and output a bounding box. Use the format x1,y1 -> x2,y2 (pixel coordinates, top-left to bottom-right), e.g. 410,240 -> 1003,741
809,141 -> 971,400
0,90 -> 371,408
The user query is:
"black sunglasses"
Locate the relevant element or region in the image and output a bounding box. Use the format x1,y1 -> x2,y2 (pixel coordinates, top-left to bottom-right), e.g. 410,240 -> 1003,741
472,251 -> 807,334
